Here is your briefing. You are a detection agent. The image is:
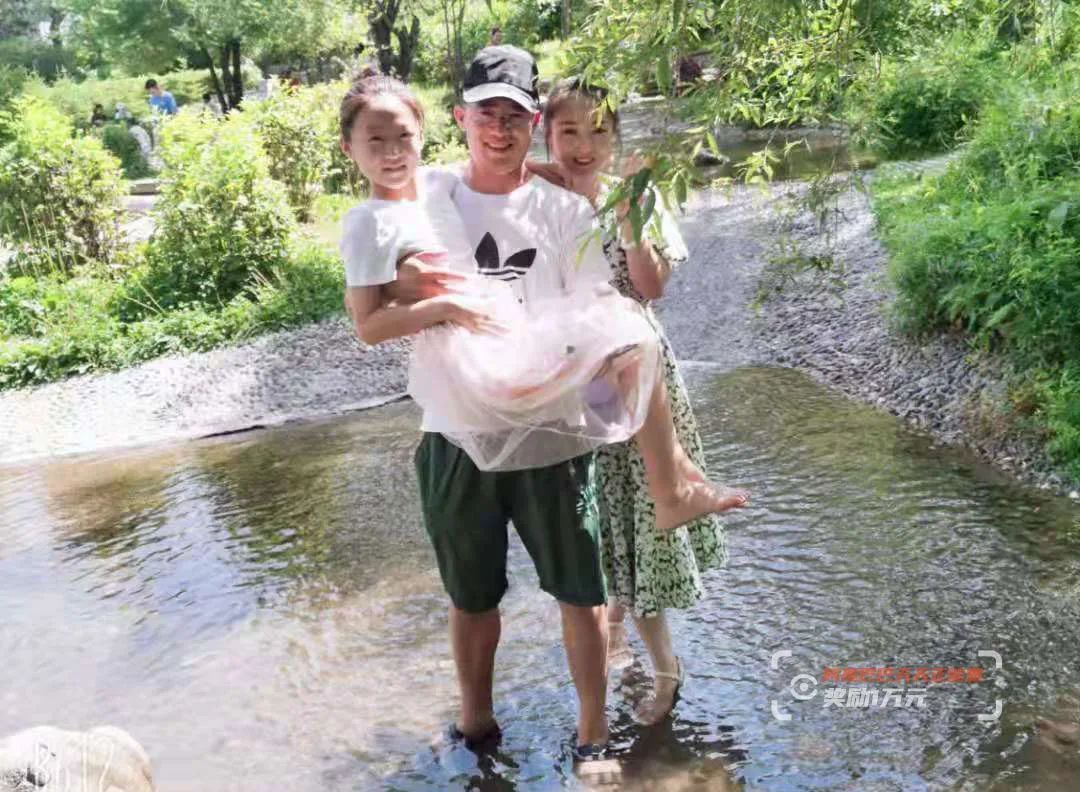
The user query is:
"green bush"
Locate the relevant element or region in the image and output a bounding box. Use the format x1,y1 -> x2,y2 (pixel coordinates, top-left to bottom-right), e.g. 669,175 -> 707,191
0,97 -> 125,275
413,84 -> 467,164
0,65 -> 28,118
0,243 -> 344,390
99,122 -> 153,179
123,112 -> 295,316
849,34 -> 999,156
503,1 -> 563,48
316,80 -> 367,197
874,74 -> 1080,478
252,88 -> 336,220
1043,365 -> 1080,477
0,275 -> 46,337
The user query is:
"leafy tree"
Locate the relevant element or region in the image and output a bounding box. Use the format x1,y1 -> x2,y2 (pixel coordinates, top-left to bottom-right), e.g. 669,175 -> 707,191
1,0 -> 66,42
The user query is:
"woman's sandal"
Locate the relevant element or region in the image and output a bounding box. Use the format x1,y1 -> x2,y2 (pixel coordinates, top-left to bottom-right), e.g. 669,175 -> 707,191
571,741 -> 622,785
607,620 -> 635,671
634,656 -> 685,725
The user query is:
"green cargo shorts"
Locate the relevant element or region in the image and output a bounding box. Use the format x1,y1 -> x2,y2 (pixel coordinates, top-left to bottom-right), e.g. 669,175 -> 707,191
415,432 -> 607,614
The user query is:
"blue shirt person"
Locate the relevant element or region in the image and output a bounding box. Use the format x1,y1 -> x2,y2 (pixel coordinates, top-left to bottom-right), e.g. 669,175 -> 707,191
144,79 -> 178,115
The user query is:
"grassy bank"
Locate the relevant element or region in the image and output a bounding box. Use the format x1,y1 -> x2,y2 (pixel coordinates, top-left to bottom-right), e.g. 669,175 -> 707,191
871,56 -> 1080,480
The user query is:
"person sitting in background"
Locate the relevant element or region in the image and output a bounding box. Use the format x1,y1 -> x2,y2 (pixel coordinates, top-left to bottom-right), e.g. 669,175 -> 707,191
126,118 -> 153,161
144,79 -> 178,115
90,103 -> 108,127
126,118 -> 162,172
281,69 -> 302,91
488,26 -> 503,46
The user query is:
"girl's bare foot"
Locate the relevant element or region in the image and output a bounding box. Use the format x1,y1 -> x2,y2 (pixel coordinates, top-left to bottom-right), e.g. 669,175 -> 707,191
654,482 -> 749,533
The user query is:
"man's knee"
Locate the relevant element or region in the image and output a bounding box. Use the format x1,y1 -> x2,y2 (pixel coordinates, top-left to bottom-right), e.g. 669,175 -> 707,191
450,589 -> 506,616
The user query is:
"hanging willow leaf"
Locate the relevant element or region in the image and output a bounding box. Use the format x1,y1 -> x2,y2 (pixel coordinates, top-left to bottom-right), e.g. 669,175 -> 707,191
656,54 -> 673,96
640,188 -> 656,228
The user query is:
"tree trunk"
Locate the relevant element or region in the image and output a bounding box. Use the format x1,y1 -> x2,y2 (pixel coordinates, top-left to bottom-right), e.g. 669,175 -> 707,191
203,47 -> 229,112
453,0 -> 466,85
219,45 -> 233,109
441,3 -> 454,86
370,0 -> 401,75
394,15 -> 421,82
229,40 -> 243,108
48,6 -> 64,48
561,0 -> 571,38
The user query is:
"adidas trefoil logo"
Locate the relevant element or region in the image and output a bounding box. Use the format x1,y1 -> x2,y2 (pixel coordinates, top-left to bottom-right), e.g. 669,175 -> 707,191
474,232 -> 537,281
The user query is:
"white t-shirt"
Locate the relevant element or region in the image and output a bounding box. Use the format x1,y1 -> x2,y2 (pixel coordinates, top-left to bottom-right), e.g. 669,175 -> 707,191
339,169 -> 611,432
451,175 -> 611,304
339,168 -> 473,287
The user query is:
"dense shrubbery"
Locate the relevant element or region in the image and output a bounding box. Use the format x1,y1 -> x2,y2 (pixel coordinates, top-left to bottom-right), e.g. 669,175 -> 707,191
253,89 -> 336,221
0,243 -> 342,390
0,97 -> 125,275
125,112 -> 296,316
0,65 -> 27,119
415,84 -> 467,164
874,70 -> 1080,477
0,38 -> 76,83
848,35 -> 1000,156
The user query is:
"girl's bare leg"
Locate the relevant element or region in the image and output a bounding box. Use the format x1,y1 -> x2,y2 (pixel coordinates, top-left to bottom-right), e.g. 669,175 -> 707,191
635,371 -> 749,531
631,609 -> 682,725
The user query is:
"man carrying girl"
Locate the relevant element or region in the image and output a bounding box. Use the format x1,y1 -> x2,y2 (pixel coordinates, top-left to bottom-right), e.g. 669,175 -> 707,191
338,45 -> 747,762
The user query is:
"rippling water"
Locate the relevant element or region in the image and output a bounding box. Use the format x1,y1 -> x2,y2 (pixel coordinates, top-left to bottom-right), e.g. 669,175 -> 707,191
2,366 -> 1079,791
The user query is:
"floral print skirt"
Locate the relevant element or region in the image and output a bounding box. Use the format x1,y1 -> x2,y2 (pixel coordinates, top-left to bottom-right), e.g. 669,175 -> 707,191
596,323 -> 728,618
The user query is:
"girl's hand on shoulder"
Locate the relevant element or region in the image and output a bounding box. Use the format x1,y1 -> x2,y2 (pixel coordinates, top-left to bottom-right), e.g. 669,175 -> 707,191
525,159 -> 569,189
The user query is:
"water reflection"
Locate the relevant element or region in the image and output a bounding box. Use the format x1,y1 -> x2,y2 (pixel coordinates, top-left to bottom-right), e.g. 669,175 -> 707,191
1,367 -> 1079,791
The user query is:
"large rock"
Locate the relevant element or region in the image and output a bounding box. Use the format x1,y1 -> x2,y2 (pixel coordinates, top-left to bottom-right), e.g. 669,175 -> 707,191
0,726 -> 154,792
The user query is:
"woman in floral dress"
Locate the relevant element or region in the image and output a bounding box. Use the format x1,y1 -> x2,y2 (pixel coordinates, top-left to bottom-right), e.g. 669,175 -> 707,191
542,78 -> 730,725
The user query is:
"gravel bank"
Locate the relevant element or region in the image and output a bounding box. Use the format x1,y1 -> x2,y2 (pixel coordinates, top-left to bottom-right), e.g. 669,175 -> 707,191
754,175 -> 1079,496
0,321 -> 408,464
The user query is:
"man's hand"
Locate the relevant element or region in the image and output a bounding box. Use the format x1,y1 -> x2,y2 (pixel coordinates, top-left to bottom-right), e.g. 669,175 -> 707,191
385,255 -> 468,302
